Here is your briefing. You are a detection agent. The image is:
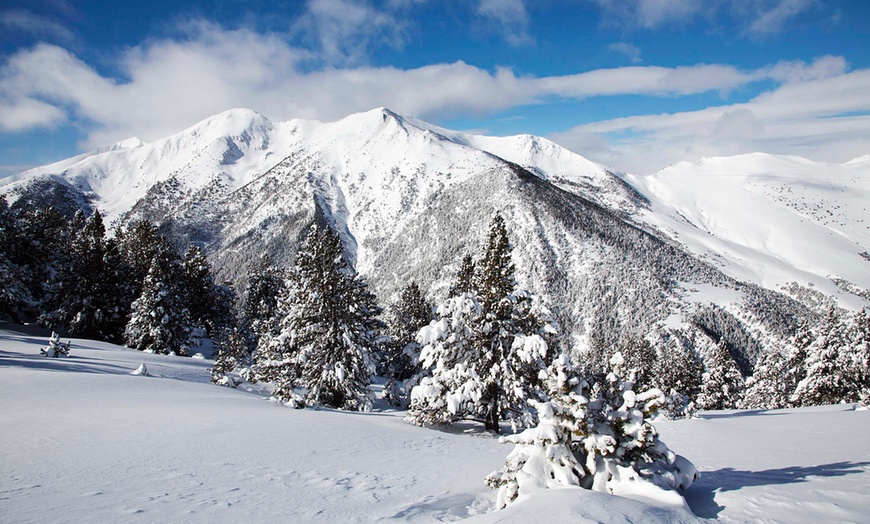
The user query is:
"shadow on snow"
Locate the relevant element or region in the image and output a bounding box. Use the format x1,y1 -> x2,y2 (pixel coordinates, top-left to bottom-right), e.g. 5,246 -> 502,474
685,461 -> 870,518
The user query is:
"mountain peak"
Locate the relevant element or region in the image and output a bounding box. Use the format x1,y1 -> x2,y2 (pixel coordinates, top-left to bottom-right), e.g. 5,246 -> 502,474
186,108 -> 274,139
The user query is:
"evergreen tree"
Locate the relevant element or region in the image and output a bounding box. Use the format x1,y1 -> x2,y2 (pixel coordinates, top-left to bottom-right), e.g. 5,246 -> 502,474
383,281 -> 434,406
791,306 -> 862,406
781,320 -> 813,407
124,251 -> 191,356
696,339 -> 744,410
182,246 -> 214,333
240,257 -> 285,344
851,308 -> 870,405
409,214 -> 555,432
487,352 -> 698,509
262,225 -> 383,411
472,213 -> 514,314
448,254 -> 475,297
40,210 -> 125,341
211,327 -> 249,387
652,337 -> 703,418
208,282 -> 239,337
116,220 -> 176,311
741,349 -> 790,409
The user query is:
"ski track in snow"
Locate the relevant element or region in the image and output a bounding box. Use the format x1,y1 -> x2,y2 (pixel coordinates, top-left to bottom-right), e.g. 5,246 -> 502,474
2,329 -> 869,523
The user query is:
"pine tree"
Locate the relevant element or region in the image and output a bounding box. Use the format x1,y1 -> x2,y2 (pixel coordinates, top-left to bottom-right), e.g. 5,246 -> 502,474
487,351 -> 698,509
852,308 -> 870,405
240,258 -> 285,345
781,321 -> 813,407
741,349 -> 790,409
448,254 -> 475,297
211,327 -> 249,387
791,306 -> 862,406
182,246 -> 214,333
124,251 -> 191,356
409,214 -> 555,432
266,225 -> 383,411
485,354 -> 587,509
472,213 -> 514,314
40,210 -> 125,341
383,281 -> 434,406
652,338 -> 703,418
696,339 -> 744,410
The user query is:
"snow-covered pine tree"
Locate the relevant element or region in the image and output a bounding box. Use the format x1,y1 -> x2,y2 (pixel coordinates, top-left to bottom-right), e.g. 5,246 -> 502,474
240,258 -> 285,347
40,331 -> 71,358
250,275 -> 301,401
652,336 -> 703,419
577,352 -> 698,502
124,251 -> 192,356
408,214 -> 555,432
210,327 -> 249,387
447,254 -> 475,297
281,225 -> 383,411
781,321 -> 812,407
40,210 -> 126,341
208,282 -> 239,338
851,308 -> 870,405
182,246 -> 213,334
181,247 -> 238,344
383,281 -> 434,406
116,220 -> 176,312
695,339 -> 744,410
741,348 -> 790,409
485,354 -> 588,509
791,306 -> 862,406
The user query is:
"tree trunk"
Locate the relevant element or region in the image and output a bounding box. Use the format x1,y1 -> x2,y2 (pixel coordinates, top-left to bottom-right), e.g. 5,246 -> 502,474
484,386 -> 500,433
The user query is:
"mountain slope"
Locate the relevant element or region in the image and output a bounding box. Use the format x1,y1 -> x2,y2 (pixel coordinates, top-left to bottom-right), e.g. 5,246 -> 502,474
624,153 -> 870,308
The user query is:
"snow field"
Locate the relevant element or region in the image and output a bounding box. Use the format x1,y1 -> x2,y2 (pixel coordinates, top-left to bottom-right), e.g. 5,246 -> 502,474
2,330 -> 869,523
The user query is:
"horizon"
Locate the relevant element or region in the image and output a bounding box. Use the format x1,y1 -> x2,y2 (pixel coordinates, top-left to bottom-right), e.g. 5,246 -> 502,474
2,0 -> 869,176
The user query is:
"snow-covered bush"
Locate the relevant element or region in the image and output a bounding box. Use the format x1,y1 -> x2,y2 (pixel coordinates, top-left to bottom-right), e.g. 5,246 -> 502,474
487,352 -> 698,510
40,332 -> 70,358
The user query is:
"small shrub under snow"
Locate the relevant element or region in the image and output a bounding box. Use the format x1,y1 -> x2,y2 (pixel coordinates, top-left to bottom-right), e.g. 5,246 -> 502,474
487,352 -> 698,510
40,332 -> 70,358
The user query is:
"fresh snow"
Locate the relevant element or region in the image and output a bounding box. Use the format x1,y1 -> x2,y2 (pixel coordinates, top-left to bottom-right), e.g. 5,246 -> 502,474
3,329 -> 869,523
625,153 -> 870,308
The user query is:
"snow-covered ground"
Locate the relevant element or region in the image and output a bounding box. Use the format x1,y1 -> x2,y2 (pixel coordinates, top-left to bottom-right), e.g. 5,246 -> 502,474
2,329 -> 868,523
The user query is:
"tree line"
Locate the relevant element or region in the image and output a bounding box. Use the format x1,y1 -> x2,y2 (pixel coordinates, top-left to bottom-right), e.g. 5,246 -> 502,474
3,195 -> 867,416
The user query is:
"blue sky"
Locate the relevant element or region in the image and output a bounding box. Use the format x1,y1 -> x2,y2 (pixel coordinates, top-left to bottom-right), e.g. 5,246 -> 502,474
1,0 -> 869,175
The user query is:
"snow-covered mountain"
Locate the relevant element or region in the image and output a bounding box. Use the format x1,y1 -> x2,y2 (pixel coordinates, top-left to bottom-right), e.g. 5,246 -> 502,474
625,153 -> 870,309
3,107 -> 865,353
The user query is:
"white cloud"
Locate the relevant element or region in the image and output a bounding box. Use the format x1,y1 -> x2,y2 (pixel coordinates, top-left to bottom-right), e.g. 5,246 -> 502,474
607,42 -> 642,63
0,24 -> 787,148
538,64 -> 751,97
0,8 -> 75,42
0,98 -> 66,131
0,23 -> 865,175
590,0 -> 821,36
590,0 -> 700,29
745,0 -> 817,37
550,68 -> 870,173
476,0 -> 532,46
292,0 -> 407,65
